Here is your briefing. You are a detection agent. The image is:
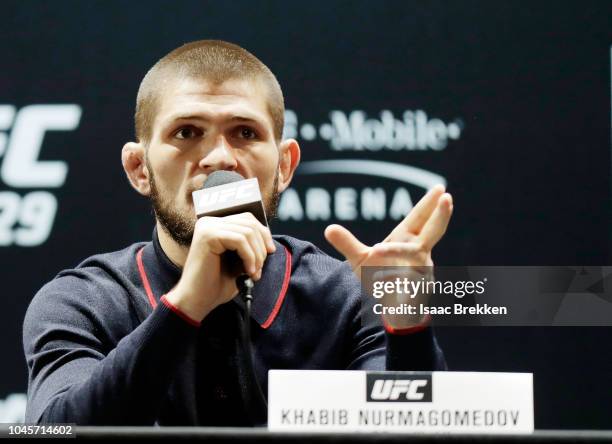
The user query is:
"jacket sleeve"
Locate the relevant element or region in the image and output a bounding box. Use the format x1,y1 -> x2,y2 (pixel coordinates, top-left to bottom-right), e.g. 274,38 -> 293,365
341,264 -> 447,371
23,273 -> 199,425
384,328 -> 447,371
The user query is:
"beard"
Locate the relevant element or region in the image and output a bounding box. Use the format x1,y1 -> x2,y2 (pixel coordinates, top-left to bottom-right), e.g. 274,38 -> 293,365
148,164 -> 280,247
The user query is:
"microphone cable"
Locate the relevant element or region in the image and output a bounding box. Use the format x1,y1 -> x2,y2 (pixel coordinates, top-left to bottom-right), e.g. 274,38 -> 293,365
236,276 -> 268,426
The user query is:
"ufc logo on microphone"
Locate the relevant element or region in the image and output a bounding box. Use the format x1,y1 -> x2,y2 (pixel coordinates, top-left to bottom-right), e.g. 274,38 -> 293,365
366,373 -> 432,402
199,180 -> 258,207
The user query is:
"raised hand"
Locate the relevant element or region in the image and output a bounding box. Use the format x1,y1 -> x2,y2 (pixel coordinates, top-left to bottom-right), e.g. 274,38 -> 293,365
324,185 -> 453,328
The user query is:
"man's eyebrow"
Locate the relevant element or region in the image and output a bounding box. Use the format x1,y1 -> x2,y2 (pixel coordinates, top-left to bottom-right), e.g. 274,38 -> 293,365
165,113 -> 267,126
171,114 -> 208,122
228,115 -> 263,124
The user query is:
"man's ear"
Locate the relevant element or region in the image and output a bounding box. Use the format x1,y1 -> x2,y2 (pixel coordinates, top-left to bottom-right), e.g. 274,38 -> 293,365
121,142 -> 151,196
277,138 -> 301,193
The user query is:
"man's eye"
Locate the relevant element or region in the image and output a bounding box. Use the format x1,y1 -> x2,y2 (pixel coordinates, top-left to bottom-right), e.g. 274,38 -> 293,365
238,126 -> 257,140
174,126 -> 201,139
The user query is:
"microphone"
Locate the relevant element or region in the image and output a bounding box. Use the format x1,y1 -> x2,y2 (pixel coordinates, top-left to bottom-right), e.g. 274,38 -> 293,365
191,170 -> 268,288
192,170 -> 267,225
193,171 -> 269,423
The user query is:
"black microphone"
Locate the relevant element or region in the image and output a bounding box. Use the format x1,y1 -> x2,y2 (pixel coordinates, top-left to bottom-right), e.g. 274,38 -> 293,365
193,170 -> 267,225
192,171 -> 269,424
192,170 -> 268,290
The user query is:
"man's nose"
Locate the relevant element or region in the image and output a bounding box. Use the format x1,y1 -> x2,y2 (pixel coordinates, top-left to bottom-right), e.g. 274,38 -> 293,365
198,137 -> 238,173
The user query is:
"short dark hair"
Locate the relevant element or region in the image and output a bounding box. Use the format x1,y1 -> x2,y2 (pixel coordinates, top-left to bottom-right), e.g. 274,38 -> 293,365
135,40 -> 284,144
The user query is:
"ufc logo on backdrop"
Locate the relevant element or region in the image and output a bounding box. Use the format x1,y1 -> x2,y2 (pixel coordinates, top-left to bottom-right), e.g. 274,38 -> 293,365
0,104 -> 81,247
366,373 -> 433,402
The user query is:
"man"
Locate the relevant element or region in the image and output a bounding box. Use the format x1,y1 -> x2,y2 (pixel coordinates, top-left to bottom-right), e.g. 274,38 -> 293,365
23,40 -> 453,425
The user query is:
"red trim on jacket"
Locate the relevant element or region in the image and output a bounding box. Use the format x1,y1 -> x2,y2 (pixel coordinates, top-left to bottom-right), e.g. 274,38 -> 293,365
383,314 -> 432,335
160,294 -> 201,328
261,246 -> 292,329
136,248 -> 157,309
135,245 -> 293,329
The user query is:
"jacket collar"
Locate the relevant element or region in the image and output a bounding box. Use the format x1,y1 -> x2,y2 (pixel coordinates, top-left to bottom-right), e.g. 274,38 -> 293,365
137,227 -> 291,329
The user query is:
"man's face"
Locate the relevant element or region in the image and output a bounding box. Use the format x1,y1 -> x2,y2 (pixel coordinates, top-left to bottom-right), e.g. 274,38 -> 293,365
145,77 -> 281,246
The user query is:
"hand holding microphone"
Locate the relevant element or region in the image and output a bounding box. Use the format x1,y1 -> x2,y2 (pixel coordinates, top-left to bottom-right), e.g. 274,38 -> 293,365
164,171 -> 275,323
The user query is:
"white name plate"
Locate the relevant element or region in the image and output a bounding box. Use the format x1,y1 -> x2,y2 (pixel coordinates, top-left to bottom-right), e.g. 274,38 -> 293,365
268,371 -> 533,434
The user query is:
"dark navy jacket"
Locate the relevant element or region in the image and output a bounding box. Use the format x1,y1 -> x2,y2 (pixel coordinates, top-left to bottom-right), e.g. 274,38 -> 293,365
23,230 -> 446,425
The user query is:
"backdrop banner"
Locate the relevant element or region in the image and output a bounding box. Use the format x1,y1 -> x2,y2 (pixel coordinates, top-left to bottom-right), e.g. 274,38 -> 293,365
1,0 -> 611,429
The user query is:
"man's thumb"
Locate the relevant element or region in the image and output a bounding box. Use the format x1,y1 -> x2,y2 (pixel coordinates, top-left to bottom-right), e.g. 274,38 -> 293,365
324,224 -> 369,265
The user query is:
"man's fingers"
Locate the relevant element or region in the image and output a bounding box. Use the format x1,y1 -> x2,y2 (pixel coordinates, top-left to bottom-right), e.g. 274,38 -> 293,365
227,213 -> 276,253
385,184 -> 445,242
216,230 -> 258,276
418,193 -> 453,250
324,224 -> 369,266
221,223 -> 267,274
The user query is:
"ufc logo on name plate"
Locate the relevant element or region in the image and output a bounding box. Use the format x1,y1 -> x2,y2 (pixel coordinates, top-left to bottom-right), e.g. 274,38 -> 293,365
0,104 -> 81,247
366,373 -> 433,402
